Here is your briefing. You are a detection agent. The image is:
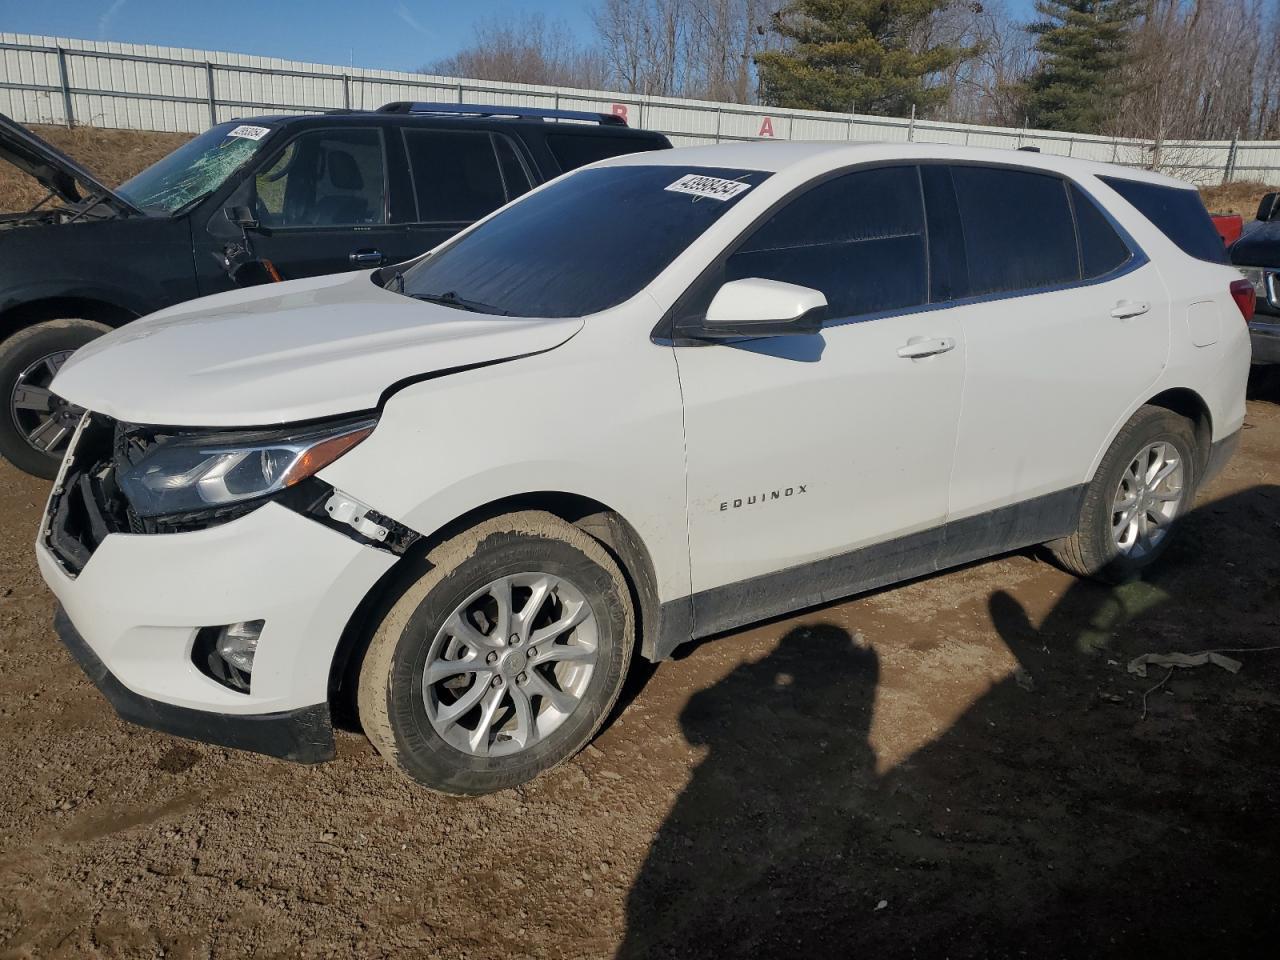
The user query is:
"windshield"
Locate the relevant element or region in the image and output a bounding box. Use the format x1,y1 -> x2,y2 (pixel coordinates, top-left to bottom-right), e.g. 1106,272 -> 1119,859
116,121 -> 274,215
396,165 -> 771,317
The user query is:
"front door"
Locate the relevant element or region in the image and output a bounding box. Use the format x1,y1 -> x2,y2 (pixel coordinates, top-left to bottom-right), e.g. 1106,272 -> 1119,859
674,165 -> 966,636
195,125 -> 414,293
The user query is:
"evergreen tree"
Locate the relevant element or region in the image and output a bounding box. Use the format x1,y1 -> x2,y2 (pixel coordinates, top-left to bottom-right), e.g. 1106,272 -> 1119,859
1025,0 -> 1143,133
755,0 -> 979,116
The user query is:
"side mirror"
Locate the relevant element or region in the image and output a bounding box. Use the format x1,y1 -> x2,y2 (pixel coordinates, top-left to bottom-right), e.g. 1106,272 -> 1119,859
692,278 -> 827,339
1256,193 -> 1279,222
226,205 -> 259,230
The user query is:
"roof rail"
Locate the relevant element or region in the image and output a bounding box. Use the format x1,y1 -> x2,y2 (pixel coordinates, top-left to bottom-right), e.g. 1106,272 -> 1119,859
376,101 -> 627,126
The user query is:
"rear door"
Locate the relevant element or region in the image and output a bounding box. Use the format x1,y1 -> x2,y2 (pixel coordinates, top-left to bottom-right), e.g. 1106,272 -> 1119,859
400,127 -> 535,259
935,164 -> 1170,563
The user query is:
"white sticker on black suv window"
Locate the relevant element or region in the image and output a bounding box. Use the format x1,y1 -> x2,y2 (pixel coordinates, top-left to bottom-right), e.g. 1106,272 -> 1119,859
665,174 -> 751,201
227,124 -> 271,141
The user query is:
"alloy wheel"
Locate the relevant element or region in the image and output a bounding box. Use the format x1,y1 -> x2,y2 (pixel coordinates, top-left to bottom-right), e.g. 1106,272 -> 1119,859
1111,440 -> 1185,559
422,572 -> 599,757
10,350 -> 82,458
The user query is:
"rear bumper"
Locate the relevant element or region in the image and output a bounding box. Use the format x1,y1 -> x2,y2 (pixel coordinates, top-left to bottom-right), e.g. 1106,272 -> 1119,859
54,604 -> 335,763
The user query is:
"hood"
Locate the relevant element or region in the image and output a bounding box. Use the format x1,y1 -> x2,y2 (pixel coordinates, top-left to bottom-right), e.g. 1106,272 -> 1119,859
51,271 -> 584,427
0,112 -> 142,216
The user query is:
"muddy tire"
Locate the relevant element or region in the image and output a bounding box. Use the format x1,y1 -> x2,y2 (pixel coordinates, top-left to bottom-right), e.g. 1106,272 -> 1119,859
357,511 -> 634,795
1048,405 -> 1199,583
0,319 -> 111,479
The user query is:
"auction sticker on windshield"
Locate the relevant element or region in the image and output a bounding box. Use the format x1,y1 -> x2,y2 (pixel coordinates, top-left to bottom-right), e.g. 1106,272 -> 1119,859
227,125 -> 271,141
665,174 -> 752,201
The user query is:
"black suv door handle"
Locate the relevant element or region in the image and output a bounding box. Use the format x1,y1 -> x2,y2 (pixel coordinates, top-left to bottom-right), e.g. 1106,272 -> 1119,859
349,249 -> 385,266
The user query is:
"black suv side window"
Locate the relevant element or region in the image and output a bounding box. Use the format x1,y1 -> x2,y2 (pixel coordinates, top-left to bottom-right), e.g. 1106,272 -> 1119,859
724,165 -> 928,322
402,129 -> 532,223
949,165 -> 1079,295
254,128 -> 386,228
1070,183 -> 1133,279
547,132 -> 661,172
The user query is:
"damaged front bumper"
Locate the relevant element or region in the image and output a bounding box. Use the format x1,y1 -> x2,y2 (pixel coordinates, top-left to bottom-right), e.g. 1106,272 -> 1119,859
37,414 -> 401,762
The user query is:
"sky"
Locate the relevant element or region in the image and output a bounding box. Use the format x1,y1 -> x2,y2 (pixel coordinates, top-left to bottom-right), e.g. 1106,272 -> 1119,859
0,0 -> 1040,75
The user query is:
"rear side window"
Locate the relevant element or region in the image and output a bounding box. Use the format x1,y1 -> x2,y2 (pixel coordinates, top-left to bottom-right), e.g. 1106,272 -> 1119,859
547,133 -> 664,172
1070,184 -> 1132,278
402,129 -> 529,223
726,166 -> 928,321
1099,176 -> 1226,264
950,166 -> 1079,295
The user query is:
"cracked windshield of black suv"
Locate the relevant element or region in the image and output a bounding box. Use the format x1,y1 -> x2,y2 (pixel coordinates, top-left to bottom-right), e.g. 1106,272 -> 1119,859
115,120 -> 275,215
392,166 -> 772,318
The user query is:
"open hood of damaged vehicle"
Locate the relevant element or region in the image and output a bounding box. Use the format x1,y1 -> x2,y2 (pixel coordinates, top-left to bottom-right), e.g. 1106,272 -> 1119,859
51,271 -> 584,427
0,112 -> 143,216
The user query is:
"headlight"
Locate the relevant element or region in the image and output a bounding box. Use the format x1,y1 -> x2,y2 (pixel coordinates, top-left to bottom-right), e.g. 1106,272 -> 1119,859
118,417 -> 376,519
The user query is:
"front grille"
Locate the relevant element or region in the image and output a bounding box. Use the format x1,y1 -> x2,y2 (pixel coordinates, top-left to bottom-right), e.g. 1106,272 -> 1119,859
45,413 -> 131,573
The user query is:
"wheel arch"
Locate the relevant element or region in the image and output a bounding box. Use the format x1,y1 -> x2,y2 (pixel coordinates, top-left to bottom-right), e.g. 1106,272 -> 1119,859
1143,387 -> 1213,480
326,491 -> 665,727
0,296 -> 137,342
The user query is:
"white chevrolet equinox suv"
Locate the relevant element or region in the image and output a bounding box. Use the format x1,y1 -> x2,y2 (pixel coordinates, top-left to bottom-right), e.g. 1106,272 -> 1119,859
37,142 -> 1252,794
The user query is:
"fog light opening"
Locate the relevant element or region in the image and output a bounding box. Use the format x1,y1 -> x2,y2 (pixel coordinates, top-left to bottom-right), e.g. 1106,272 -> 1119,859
194,620 -> 264,694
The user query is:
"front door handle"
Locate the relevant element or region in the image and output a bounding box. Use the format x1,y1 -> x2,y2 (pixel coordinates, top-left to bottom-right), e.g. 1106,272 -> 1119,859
897,336 -> 956,359
349,249 -> 385,266
1111,300 -> 1150,319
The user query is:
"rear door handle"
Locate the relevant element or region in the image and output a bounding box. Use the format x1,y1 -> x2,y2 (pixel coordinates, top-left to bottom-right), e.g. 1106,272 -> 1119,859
349,249 -> 385,266
1111,300 -> 1150,319
897,336 -> 956,359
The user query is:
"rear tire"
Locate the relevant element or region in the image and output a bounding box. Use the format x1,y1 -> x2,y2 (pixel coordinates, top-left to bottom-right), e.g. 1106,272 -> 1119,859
357,511 -> 634,795
1049,405 -> 1199,583
0,319 -> 111,479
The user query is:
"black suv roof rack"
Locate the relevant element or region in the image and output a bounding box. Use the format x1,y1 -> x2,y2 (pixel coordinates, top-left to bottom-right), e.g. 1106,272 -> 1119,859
376,101 -> 627,126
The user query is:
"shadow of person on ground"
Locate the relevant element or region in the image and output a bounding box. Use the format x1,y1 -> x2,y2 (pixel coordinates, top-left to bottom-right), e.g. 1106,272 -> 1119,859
619,485 -> 1280,959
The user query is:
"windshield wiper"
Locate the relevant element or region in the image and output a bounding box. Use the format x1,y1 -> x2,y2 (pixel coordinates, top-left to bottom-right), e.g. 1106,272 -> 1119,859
385,270 -> 405,294
410,290 -> 508,316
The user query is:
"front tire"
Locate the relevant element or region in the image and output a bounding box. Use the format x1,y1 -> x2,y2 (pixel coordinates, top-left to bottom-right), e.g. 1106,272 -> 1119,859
0,319 -> 111,479
1049,405 -> 1199,583
358,511 -> 635,795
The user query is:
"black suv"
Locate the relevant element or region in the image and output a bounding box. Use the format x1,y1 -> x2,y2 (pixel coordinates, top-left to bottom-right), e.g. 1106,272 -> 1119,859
1229,191 -> 1280,368
0,103 -> 670,477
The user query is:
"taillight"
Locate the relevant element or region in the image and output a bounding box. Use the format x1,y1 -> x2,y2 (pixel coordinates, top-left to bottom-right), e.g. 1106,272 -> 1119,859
1230,278 -> 1256,322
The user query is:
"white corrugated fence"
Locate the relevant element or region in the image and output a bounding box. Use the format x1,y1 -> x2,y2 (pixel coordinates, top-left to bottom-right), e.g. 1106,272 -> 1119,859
1,32 -> 1277,186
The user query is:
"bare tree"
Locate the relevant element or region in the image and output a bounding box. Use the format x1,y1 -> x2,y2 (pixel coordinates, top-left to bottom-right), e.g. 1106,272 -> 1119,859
426,13 -> 609,90
920,1 -> 1035,125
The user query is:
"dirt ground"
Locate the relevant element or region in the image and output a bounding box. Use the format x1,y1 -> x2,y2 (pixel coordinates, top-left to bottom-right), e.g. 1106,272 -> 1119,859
2,123 -> 1280,958
0,375 -> 1276,959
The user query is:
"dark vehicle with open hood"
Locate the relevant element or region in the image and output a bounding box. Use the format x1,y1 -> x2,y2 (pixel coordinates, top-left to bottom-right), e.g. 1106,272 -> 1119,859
1229,190 -> 1280,366
0,105 -> 670,478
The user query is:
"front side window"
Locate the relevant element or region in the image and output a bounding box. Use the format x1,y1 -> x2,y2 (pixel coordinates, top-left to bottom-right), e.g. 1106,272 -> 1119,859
117,121 -> 273,215
950,165 -> 1080,296
725,165 -> 928,321
402,129 -> 531,223
254,128 -> 386,228
396,165 -> 770,317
